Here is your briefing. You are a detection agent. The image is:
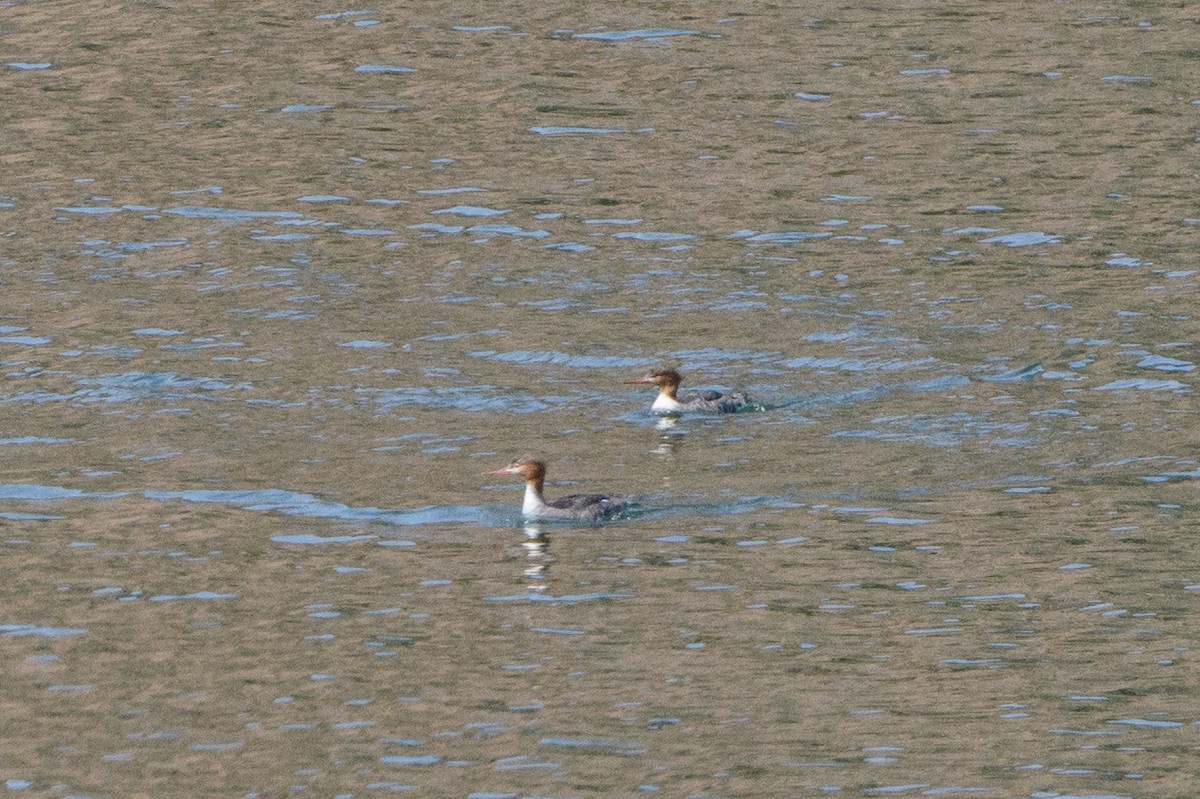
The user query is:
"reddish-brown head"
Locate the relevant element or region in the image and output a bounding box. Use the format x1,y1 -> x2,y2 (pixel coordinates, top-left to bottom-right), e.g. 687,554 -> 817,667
625,367 -> 683,389
484,454 -> 547,482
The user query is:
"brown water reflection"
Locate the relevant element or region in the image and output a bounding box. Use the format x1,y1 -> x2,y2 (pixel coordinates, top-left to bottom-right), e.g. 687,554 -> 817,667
3,1 -> 1200,797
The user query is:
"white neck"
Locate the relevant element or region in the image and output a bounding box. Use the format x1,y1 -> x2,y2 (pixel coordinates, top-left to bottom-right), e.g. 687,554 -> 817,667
522,482 -> 549,516
651,392 -> 683,412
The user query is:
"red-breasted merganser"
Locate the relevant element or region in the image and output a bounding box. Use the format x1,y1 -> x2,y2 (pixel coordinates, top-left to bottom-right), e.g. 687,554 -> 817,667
627,367 -> 751,414
485,454 -> 633,521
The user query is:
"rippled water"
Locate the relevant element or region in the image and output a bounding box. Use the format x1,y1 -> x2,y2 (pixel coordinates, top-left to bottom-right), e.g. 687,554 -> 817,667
3,3 -> 1200,798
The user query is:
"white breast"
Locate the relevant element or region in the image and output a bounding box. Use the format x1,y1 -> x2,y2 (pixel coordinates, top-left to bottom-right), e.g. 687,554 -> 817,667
522,483 -> 548,516
651,393 -> 684,413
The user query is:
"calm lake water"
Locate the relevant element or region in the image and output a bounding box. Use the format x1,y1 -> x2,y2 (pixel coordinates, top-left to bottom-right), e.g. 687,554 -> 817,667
3,2 -> 1199,797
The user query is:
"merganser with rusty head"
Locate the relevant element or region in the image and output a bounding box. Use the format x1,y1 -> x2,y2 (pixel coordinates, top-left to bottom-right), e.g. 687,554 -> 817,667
485,454 -> 633,521
627,367 -> 752,414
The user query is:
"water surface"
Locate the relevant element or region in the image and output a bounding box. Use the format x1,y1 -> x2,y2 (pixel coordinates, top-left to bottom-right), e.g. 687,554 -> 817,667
2,2 -> 1198,797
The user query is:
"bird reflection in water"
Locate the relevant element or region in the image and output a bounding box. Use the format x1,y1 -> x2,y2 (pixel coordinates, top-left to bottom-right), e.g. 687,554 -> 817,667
655,414 -> 679,435
522,524 -> 552,591
652,417 -> 684,493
